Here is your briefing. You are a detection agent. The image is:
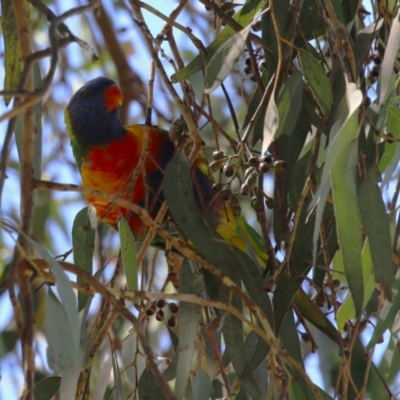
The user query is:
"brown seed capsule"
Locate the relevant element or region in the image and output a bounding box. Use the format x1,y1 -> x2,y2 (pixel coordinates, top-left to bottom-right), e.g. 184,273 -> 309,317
254,199 -> 265,213
156,309 -> 164,321
212,150 -> 225,161
240,182 -> 252,195
386,132 -> 395,143
343,321 -> 350,333
258,59 -> 266,70
332,279 -> 341,290
258,162 -> 270,174
221,189 -> 232,201
260,154 -> 273,164
244,66 -> 253,75
301,332 -> 311,343
264,278 -> 276,292
229,195 -> 240,207
168,303 -> 179,313
167,315 -> 176,327
146,307 -> 155,316
244,166 -> 256,179
358,320 -> 368,334
364,96 -> 371,108
265,197 -> 274,209
273,160 -> 287,170
209,160 -> 224,172
315,291 -> 327,307
222,164 -> 235,177
252,20 -> 262,32
248,156 -> 260,167
373,55 -> 382,65
245,57 -> 252,66
221,2 -> 236,12
157,299 -> 166,308
371,65 -> 380,77
212,182 -> 224,192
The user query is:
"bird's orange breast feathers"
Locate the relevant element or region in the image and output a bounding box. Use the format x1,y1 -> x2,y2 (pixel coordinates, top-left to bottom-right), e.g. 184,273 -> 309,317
81,125 -> 173,236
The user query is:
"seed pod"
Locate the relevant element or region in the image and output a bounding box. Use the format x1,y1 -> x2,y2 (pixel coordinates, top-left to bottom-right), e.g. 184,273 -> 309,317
221,189 -> 232,201
364,96 -> 371,108
252,198 -> 264,213
358,320 -> 368,334
273,160 -> 287,170
244,166 -> 256,179
248,156 -> 259,167
146,307 -> 155,316
221,2 -> 236,12
371,65 -> 380,77
240,182 -> 252,195
252,20 -> 262,31
222,164 -> 235,177
229,195 -> 240,207
386,132 -> 395,143
260,154 -> 273,164
301,332 -> 311,343
315,291 -> 327,307
332,279 -> 341,290
212,150 -> 225,161
264,278 -> 276,292
258,162 -> 270,174
212,182 -> 223,192
168,303 -> 179,313
156,309 -> 164,321
157,299 -> 166,308
265,197 -> 274,209
373,55 -> 382,65
245,57 -> 251,66
167,316 -> 176,327
209,160 -> 224,172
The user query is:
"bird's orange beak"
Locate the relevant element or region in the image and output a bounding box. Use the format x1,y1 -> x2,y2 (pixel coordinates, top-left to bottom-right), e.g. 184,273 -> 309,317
104,84 -> 123,111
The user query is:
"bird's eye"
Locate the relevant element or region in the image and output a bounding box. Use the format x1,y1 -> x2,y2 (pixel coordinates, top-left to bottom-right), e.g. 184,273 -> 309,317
81,89 -> 92,98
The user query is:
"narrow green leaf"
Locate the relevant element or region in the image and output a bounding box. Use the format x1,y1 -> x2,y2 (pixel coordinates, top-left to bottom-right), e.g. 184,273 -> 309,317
191,369 -> 212,400
275,72 -> 303,137
112,349 -> 123,400
379,9 -> 400,104
34,377 -> 61,400
171,0 -> 265,83
0,330 -> 19,358
45,289 -> 79,373
138,368 -> 166,400
279,310 -> 308,397
118,217 -> 138,292
204,25 -> 251,93
175,260 -> 203,400
331,139 -> 363,317
358,167 -> 395,298
310,83 -> 362,262
72,206 -> 96,310
262,88 -> 278,154
1,0 -> 21,105
93,355 -> 113,400
298,49 -> 332,114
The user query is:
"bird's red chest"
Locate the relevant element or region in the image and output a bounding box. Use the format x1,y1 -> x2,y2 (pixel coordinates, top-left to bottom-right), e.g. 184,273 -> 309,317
81,127 -> 173,236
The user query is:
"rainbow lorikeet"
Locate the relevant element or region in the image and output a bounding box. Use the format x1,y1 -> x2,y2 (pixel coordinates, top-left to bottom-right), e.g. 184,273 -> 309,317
65,77 -> 268,267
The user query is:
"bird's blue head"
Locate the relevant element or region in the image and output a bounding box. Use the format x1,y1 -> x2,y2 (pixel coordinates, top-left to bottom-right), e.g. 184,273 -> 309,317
66,77 -> 126,147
